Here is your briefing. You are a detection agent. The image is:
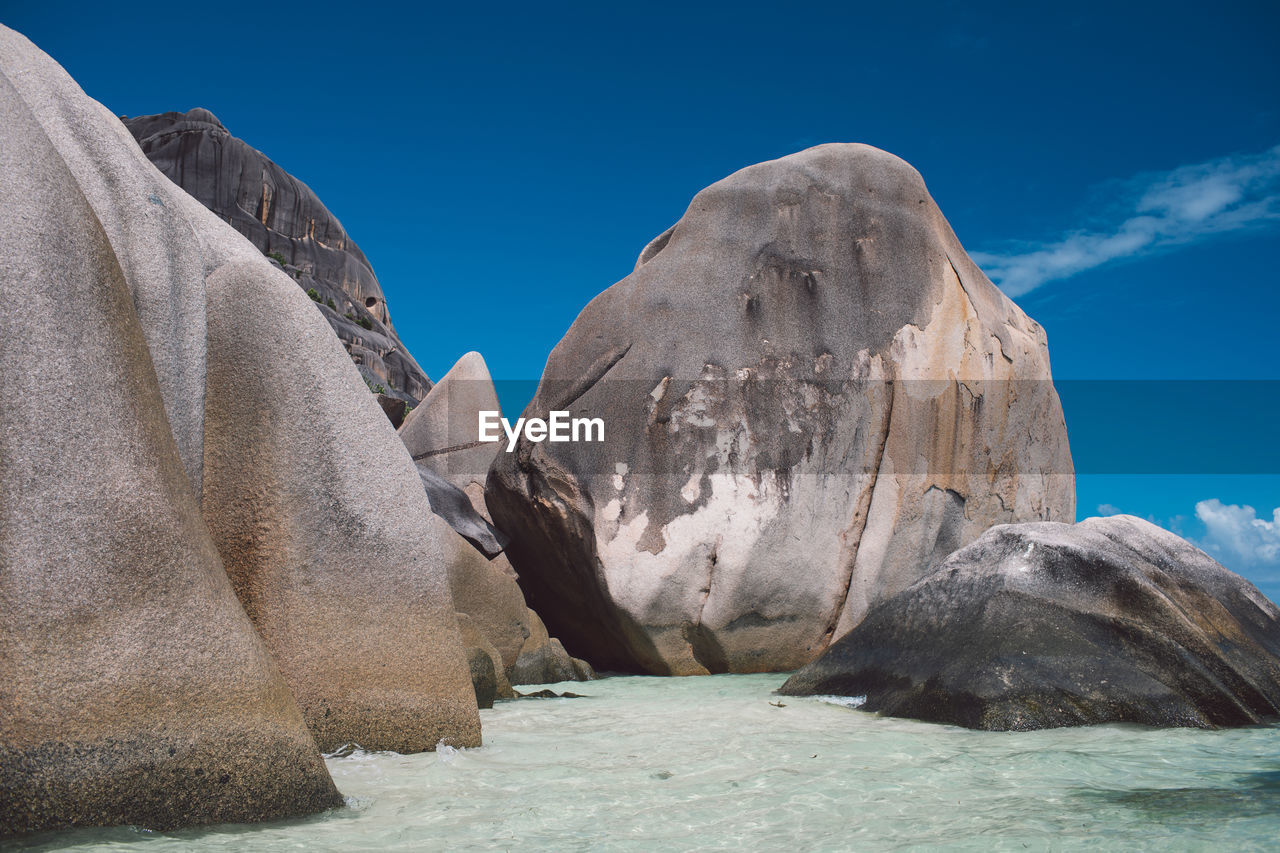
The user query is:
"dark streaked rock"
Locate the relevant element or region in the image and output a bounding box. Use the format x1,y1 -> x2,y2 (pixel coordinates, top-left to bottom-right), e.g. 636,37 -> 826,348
778,516 -> 1280,731
123,108 -> 431,403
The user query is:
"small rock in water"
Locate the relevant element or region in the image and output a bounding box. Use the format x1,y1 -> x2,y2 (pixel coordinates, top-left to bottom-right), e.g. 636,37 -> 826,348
514,689 -> 588,699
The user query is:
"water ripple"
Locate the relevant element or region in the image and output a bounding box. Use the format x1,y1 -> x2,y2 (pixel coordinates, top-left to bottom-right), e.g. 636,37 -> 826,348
9,674 -> 1280,851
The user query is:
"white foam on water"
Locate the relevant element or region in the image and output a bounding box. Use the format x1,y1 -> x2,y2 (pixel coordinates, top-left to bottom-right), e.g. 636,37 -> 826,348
813,694 -> 868,709
434,741 -> 468,766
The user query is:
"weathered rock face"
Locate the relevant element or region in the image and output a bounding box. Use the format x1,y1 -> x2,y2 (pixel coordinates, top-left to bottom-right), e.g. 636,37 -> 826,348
488,144 -> 1075,676
0,25 -> 478,834
402,352 -> 595,684
201,278 -> 481,754
0,26 -> 341,834
779,516 -> 1280,730
124,108 -> 431,403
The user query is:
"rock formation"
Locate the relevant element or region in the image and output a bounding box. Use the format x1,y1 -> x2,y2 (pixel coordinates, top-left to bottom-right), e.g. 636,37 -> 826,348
401,352 -> 595,686
488,144 -> 1075,676
124,108 -> 431,403
779,516 -> 1280,730
202,280 -> 481,754
457,614 -> 512,708
0,25 -> 477,834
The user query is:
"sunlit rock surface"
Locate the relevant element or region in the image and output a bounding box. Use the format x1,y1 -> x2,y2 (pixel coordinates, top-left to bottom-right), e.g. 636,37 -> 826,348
402,352 -> 595,684
124,108 -> 431,403
780,516 -> 1280,730
0,25 -> 478,835
0,25 -> 343,834
489,144 -> 1075,675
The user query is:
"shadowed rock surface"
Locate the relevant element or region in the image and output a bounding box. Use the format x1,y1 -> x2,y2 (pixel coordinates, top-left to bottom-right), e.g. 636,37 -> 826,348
418,465 -> 509,558
402,352 -> 595,684
124,108 -> 431,403
378,393 -> 408,428
0,25 -> 479,835
488,144 -> 1074,676
778,516 -> 1280,730
458,614 -> 514,707
509,611 -> 598,684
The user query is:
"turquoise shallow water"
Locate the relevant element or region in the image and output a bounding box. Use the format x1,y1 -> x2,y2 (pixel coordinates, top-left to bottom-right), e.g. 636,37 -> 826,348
11,673 -> 1280,852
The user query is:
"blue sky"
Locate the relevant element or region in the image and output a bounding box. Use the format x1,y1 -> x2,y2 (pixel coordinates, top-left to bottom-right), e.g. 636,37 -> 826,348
5,1 -> 1278,594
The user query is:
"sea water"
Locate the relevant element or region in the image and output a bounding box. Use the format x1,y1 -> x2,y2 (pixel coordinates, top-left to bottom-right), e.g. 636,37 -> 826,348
12,674 -> 1280,852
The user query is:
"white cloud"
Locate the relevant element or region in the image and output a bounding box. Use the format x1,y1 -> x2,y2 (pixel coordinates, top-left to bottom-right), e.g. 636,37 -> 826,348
972,144 -> 1280,296
1194,499 -> 1280,568
1097,503 -> 1122,516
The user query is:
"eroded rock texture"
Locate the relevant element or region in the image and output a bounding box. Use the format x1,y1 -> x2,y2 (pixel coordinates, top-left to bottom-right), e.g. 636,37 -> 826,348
401,352 -> 595,685
779,516 -> 1280,730
0,25 -> 477,834
488,144 -> 1075,675
124,108 -> 431,402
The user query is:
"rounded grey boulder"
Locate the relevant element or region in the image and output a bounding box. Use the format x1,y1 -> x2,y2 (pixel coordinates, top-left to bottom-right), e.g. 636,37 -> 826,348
0,26 -> 342,834
778,516 -> 1280,730
0,23 -> 480,835
489,144 -> 1074,675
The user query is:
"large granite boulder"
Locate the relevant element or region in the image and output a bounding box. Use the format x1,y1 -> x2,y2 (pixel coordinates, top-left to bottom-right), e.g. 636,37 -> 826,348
488,144 -> 1075,675
124,108 -> 431,403
202,275 -> 481,753
0,26 -> 341,834
779,516 -> 1280,730
0,24 -> 478,835
402,352 -> 595,684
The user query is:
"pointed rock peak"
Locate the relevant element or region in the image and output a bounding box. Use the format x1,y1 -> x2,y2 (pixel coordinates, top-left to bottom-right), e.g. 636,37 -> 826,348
400,351 -> 502,491
442,351 -> 495,386
402,351 -> 500,449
